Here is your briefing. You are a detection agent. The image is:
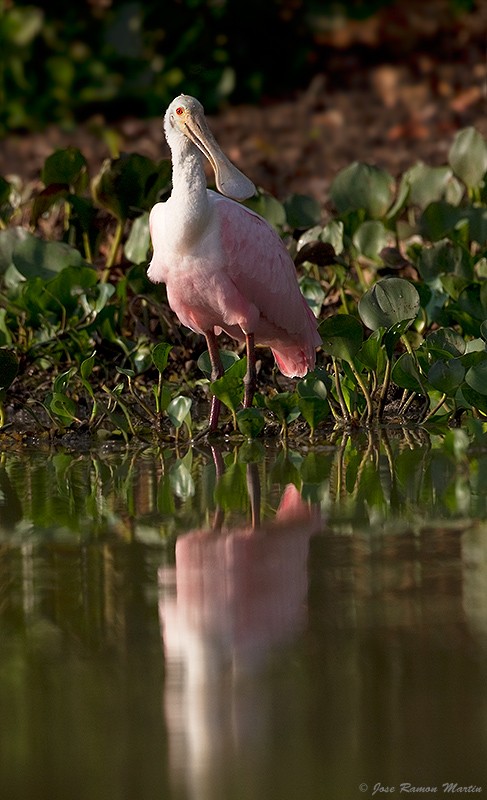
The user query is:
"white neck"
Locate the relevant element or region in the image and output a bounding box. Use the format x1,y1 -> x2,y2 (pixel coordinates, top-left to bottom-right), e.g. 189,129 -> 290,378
167,131 -> 211,243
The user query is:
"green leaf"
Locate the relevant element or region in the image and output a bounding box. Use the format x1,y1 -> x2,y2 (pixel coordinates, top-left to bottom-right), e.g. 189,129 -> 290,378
392,353 -> 424,392
383,319 -> 413,359
428,359 -> 465,396
92,153 -> 161,221
319,314 -> 363,362
298,276 -> 325,317
358,278 -> 420,331
426,328 -> 465,357
0,349 -> 19,390
41,147 -> 88,190
236,407 -> 265,438
80,352 -> 96,381
152,342 -> 173,373
124,211 -> 151,264
265,391 -> 300,424
210,357 -> 246,412
244,191 -> 286,231
166,395 -> 192,429
53,367 -> 77,394
197,348 -> 240,378
12,233 -> 85,280
49,392 -> 78,423
330,162 -> 395,219
298,396 -> 329,432
448,127 -> 487,189
465,358 -> 487,396
353,220 -> 389,260
284,193 -> 321,229
404,163 -> 460,210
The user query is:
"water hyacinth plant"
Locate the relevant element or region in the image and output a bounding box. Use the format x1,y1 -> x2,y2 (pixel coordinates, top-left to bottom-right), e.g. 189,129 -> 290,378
0,125 -> 486,441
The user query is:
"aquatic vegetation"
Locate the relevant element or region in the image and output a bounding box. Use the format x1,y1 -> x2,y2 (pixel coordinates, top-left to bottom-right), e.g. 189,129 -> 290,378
0,125 -> 487,442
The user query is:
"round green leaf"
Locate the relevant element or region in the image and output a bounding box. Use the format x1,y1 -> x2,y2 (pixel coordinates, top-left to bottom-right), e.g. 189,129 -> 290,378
284,193 -> 321,229
426,328 -> 465,357
12,233 -> 85,280
427,359 -> 465,396
41,147 -> 88,190
330,162 -> 395,219
448,127 -> 487,189
480,320 -> 487,343
353,220 -> 389,260
197,348 -> 239,378
404,163 -> 459,210
319,314 -> 363,362
358,278 -> 420,331
465,359 -> 487,396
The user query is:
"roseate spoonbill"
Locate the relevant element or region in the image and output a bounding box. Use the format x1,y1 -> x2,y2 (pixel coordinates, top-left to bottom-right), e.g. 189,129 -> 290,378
148,94 -> 321,431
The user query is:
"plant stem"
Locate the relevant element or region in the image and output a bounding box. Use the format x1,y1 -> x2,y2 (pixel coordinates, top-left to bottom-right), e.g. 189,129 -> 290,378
102,219 -> 124,282
421,393 -> 447,423
332,358 -> 351,422
350,360 -> 373,423
378,356 -> 392,419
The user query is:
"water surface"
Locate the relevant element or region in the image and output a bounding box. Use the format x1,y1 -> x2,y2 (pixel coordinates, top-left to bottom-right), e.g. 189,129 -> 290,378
1,433 -> 487,799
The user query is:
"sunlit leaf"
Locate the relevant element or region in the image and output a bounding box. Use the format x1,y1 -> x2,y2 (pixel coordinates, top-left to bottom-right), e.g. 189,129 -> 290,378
124,211 -> 151,264
448,127 -> 487,189
166,395 -> 192,429
330,162 -> 395,219
358,278 -> 420,331
353,220 -> 389,260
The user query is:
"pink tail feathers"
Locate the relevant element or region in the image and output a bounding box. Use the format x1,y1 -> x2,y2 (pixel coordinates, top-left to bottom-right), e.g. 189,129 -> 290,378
271,345 -> 316,378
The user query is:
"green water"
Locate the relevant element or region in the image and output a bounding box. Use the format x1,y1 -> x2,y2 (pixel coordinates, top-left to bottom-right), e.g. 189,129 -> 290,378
1,433 -> 487,800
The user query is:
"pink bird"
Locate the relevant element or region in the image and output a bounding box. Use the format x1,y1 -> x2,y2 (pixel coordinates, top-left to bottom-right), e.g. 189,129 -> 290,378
148,94 -> 321,431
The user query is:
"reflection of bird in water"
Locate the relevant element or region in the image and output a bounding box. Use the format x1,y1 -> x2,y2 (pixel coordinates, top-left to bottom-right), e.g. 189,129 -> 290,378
148,95 -> 321,431
158,448 -> 322,799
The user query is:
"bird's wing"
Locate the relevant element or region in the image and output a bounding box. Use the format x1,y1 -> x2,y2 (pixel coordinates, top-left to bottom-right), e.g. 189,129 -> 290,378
214,195 -> 313,339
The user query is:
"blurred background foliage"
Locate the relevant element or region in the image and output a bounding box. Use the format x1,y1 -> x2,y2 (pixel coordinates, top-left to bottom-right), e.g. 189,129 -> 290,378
0,0 -> 477,134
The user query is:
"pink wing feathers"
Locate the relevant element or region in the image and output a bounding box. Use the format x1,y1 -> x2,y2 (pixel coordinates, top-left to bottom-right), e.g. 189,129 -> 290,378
215,196 -> 321,376
149,193 -> 321,377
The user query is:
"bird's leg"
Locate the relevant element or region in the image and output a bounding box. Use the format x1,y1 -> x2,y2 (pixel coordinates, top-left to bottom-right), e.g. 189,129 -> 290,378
244,332 -> 257,408
205,329 -> 224,432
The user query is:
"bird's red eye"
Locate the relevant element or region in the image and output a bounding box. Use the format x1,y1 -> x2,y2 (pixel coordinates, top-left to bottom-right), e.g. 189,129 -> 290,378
176,107 -> 184,115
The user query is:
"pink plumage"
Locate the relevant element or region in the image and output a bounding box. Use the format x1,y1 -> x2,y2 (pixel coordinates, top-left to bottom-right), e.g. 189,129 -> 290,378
149,191 -> 320,377
148,94 -> 321,429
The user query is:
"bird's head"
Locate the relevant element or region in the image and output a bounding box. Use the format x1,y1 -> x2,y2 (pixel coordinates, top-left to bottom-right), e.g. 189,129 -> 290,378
164,94 -> 256,202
